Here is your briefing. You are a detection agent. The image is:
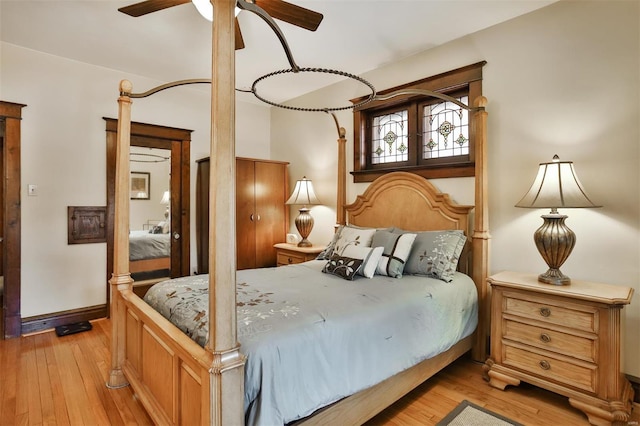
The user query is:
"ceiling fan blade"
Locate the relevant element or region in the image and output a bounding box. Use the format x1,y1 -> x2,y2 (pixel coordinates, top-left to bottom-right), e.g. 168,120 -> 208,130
253,0 -> 323,31
118,0 -> 190,17
235,18 -> 245,50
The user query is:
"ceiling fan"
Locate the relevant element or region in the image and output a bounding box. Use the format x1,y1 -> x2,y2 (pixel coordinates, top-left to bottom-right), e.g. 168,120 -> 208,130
118,0 -> 324,50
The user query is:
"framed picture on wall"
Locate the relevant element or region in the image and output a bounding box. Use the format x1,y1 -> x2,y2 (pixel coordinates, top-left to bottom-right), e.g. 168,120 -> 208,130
130,171 -> 150,200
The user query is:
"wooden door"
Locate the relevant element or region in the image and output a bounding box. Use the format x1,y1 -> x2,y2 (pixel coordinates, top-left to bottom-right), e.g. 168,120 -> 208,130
0,135 -> 3,279
236,159 -> 257,270
0,101 -> 25,339
195,158 -> 210,274
254,161 -> 288,268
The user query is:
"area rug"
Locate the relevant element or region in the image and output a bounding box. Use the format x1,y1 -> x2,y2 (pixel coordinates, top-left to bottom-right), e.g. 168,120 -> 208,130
437,400 -> 523,426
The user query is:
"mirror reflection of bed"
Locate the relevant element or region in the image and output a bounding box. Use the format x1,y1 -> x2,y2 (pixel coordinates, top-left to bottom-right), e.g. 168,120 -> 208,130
129,146 -> 171,294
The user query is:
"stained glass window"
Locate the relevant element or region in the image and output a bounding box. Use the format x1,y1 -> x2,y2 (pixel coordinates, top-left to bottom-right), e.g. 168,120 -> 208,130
352,62 -> 484,182
422,96 -> 468,159
370,110 -> 409,164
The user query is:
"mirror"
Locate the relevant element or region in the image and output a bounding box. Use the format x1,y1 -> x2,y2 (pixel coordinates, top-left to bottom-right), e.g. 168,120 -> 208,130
129,146 -> 171,282
105,117 -> 191,307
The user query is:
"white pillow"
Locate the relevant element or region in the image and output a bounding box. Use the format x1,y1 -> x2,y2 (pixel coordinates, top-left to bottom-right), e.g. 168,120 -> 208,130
342,245 -> 384,278
157,220 -> 170,234
373,231 -> 417,278
332,225 -> 376,256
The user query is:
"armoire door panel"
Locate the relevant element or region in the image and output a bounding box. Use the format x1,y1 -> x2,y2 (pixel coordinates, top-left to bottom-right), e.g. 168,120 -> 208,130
236,159 -> 257,270
196,157 -> 289,273
254,161 -> 287,268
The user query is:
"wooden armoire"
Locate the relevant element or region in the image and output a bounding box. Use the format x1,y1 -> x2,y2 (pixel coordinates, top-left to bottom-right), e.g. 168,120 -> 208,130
196,157 -> 289,273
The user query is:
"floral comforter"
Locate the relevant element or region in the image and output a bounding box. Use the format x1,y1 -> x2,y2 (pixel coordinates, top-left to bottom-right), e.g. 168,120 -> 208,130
144,260 -> 477,425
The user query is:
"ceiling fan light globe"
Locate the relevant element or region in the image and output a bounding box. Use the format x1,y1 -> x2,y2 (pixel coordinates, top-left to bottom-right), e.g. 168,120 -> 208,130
192,0 -> 213,21
191,0 -> 241,21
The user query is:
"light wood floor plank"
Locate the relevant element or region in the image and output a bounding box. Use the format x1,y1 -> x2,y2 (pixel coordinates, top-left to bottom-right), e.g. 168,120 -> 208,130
70,340 -> 115,426
51,333 -> 98,425
40,331 -> 71,426
33,333 -> 56,426
16,336 -> 38,425
0,336 -> 19,423
0,319 -> 637,425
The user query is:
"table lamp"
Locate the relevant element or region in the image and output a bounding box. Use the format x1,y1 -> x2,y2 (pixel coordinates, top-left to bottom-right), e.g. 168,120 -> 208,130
286,176 -> 321,247
160,190 -> 170,219
515,155 -> 601,285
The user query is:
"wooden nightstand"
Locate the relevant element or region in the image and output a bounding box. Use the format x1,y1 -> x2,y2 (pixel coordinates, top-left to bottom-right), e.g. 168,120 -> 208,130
274,243 -> 323,266
484,271 -> 634,426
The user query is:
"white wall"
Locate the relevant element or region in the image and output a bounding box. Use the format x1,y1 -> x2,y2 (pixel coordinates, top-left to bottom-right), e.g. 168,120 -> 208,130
271,1 -> 640,377
0,42 -> 271,317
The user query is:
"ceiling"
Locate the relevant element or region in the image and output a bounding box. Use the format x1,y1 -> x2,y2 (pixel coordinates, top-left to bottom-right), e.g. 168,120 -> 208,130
1,0 -> 556,105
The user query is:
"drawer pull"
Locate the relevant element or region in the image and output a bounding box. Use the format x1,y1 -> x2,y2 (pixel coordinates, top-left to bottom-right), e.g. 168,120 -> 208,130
539,307 -> 551,317
287,257 -> 293,264
539,360 -> 551,370
540,333 -> 551,343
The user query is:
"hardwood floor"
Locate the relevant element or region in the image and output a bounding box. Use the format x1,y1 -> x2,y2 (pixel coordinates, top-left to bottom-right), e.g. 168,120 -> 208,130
367,360 -> 639,426
0,319 -> 152,425
0,319 -> 637,425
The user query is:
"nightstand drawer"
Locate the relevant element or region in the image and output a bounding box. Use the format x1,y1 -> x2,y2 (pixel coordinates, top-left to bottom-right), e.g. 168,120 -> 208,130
504,295 -> 597,333
486,272 -> 634,424
277,251 -> 306,265
503,319 -> 596,362
274,244 -> 323,267
503,344 -> 597,393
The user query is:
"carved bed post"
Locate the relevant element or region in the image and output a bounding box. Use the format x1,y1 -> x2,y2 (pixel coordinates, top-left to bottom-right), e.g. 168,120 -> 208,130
471,95 -> 490,362
107,80 -> 135,389
207,0 -> 246,424
332,113 -> 347,226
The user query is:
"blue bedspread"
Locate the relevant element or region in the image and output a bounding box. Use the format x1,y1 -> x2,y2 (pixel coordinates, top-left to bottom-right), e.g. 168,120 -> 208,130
144,260 -> 477,425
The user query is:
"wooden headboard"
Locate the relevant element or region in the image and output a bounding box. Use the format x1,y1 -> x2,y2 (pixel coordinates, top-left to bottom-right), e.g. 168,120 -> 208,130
346,172 -> 473,233
345,171 -> 475,276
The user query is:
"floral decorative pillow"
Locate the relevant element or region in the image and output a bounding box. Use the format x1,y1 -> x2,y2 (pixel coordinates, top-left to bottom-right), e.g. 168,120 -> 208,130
322,254 -> 363,280
332,225 -> 376,256
404,230 -> 467,282
342,245 -> 384,278
316,225 -> 344,260
149,221 -> 170,234
371,230 -> 417,278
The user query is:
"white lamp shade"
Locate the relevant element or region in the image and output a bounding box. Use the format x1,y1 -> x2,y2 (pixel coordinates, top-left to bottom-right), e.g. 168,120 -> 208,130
160,190 -> 170,205
286,177 -> 321,206
515,155 -> 600,209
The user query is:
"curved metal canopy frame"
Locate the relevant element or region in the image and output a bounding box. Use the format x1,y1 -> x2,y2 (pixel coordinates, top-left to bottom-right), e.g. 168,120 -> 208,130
117,0 -> 485,115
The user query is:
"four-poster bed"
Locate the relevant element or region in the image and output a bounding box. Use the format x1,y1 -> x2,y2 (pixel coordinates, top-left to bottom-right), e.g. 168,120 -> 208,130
107,1 -> 490,424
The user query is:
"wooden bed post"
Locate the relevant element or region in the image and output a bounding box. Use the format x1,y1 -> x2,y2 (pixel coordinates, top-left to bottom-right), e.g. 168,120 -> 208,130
334,115 -> 347,226
207,0 -> 246,424
107,80 -> 135,389
471,95 -> 490,362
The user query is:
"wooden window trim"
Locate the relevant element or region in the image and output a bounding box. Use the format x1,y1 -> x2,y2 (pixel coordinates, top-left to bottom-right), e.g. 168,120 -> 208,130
351,61 -> 486,183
